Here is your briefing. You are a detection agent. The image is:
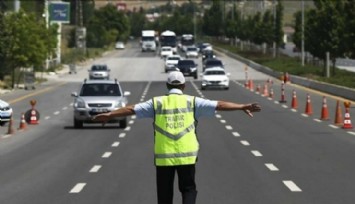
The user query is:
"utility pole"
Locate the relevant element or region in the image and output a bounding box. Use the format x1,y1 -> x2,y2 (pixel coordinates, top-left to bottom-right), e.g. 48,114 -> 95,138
14,0 -> 20,12
273,0 -> 276,58
301,0 -> 305,66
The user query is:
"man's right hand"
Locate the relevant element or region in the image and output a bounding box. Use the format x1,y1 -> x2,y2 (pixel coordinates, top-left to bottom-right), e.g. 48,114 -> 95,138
92,112 -> 111,122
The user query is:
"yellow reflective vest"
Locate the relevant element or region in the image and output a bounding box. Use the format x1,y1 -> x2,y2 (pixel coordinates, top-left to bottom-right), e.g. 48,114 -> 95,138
153,94 -> 198,166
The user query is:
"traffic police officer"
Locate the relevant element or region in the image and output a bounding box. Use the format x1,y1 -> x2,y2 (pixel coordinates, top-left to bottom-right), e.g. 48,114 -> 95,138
93,71 -> 261,204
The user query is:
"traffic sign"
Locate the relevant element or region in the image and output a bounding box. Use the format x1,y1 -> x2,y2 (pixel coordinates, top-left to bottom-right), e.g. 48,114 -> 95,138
49,2 -> 70,23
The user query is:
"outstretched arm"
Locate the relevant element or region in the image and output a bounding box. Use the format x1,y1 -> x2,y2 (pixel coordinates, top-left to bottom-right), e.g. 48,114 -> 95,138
92,104 -> 136,122
216,101 -> 261,117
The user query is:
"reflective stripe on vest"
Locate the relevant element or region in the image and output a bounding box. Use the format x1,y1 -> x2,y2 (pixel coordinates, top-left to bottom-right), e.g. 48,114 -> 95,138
153,94 -> 198,166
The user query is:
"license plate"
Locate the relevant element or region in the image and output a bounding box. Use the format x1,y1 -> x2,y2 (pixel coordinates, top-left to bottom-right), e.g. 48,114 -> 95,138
92,108 -> 108,113
0,112 -> 11,117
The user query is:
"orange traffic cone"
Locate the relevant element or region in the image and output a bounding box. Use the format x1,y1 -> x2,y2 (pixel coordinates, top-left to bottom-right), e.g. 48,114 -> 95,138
248,79 -> 254,92
263,84 -> 269,97
334,100 -> 343,126
269,88 -> 274,99
29,109 -> 39,125
256,84 -> 261,94
291,90 -> 298,109
305,94 -> 313,115
18,113 -> 27,130
320,96 -> 329,120
279,81 -> 287,103
343,101 -> 353,129
7,115 -> 15,135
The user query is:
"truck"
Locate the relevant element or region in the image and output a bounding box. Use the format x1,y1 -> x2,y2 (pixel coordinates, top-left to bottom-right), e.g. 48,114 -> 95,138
141,30 -> 156,52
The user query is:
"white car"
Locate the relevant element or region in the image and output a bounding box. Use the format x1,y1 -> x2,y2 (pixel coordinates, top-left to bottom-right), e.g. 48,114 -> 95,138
164,55 -> 181,72
200,67 -> 230,90
185,46 -> 199,58
0,99 -> 13,126
160,46 -> 173,58
115,41 -> 125,49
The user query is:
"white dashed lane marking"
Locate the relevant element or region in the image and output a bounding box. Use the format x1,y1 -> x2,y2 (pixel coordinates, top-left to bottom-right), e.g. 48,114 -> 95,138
220,120 -> 226,123
62,107 -> 68,110
112,142 -> 120,147
225,125 -> 233,130
119,133 -> 126,138
45,116 -> 50,120
251,150 -> 263,157
54,111 -> 60,115
129,120 -> 134,124
348,131 -> 355,136
69,183 -> 86,193
265,163 -> 279,171
240,140 -> 250,146
283,180 -> 302,192
89,165 -> 102,173
102,152 -> 112,158
215,114 -> 222,118
124,126 -> 131,131
232,132 -> 240,137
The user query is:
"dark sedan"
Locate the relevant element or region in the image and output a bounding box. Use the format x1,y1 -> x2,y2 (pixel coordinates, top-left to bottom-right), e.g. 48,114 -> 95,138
175,59 -> 198,79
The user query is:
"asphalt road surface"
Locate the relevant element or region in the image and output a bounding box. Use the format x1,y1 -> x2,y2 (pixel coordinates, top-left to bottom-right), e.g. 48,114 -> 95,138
1,41 -> 355,204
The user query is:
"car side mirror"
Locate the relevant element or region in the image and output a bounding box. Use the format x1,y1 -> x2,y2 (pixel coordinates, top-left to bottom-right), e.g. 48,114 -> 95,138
124,91 -> 131,96
71,92 -> 78,97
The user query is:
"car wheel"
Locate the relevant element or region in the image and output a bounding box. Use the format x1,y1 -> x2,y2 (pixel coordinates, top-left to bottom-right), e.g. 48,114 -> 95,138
0,121 -> 6,126
74,118 -> 83,128
225,87 -> 229,90
194,74 -> 197,79
201,86 -> 205,90
119,118 -> 127,128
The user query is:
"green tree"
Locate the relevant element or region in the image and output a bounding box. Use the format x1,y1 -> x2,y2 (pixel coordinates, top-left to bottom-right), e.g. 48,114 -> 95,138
343,0 -> 355,58
0,10 -> 57,87
202,0 -> 223,37
306,0 -> 345,75
86,4 -> 130,47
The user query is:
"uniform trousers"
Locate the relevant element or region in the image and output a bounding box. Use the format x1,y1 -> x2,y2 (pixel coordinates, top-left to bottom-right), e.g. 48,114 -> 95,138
156,164 -> 197,204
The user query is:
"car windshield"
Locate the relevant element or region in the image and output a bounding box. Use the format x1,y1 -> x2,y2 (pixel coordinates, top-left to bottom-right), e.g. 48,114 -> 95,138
91,65 -> 107,71
205,71 -> 225,75
80,84 -> 121,97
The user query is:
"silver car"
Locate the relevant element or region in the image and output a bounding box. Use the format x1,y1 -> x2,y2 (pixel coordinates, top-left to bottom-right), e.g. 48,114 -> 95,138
0,99 -> 13,126
71,79 -> 131,128
88,64 -> 110,80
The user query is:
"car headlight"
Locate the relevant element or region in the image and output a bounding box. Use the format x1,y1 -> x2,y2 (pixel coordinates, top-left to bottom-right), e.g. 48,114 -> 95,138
114,101 -> 126,108
74,98 -> 86,108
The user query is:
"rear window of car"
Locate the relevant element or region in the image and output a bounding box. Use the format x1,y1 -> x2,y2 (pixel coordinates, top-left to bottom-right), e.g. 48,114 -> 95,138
178,60 -> 195,65
80,83 -> 121,97
162,48 -> 171,51
187,47 -> 197,51
206,60 -> 222,66
205,71 -> 225,75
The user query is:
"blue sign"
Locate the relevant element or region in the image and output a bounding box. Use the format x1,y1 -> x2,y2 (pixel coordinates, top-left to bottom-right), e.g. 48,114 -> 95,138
49,2 -> 70,23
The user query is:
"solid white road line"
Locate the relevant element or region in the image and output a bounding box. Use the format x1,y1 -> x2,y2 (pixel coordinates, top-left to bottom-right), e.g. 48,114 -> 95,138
251,150 -> 263,157
119,133 -> 126,138
232,132 -> 240,137
69,183 -> 86,193
112,142 -> 120,147
283,180 -> 302,192
240,140 -> 250,146
265,163 -> 279,171
102,152 -> 112,158
329,124 -> 339,129
89,165 -> 102,173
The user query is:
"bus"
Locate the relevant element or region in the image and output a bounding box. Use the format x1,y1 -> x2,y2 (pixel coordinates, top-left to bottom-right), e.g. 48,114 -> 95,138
180,34 -> 195,52
160,30 -> 177,53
